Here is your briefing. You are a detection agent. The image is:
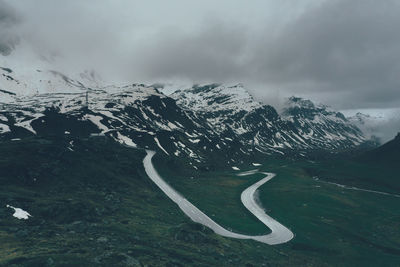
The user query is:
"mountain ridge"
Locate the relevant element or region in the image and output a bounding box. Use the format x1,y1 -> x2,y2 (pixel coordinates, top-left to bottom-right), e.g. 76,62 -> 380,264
0,47 -> 371,167
0,77 -> 370,167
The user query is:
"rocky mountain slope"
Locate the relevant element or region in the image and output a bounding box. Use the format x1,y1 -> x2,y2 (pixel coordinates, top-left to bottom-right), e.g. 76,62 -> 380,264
171,84 -> 366,154
0,83 -> 368,168
1,45 -> 369,168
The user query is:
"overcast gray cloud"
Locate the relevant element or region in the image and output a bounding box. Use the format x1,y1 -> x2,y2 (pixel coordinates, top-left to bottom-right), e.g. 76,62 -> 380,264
252,0 -> 400,110
1,0 -> 400,113
130,20 -> 249,82
0,0 -> 20,55
127,0 -> 400,110
0,0 -> 16,24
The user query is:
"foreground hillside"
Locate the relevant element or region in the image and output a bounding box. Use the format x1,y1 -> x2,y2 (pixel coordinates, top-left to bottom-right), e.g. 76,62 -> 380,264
1,135 -> 398,266
154,146 -> 400,267
0,136 -> 330,266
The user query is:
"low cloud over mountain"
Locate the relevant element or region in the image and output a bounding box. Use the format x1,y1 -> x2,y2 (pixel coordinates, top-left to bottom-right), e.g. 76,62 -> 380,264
1,0 -> 400,112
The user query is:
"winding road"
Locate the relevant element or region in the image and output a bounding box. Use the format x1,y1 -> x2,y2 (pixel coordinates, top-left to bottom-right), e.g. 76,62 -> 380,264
143,150 -> 294,245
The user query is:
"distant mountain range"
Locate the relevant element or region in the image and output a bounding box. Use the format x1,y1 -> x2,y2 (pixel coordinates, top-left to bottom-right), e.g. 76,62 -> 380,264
0,43 -> 373,168
0,85 -> 368,169
170,84 -> 366,152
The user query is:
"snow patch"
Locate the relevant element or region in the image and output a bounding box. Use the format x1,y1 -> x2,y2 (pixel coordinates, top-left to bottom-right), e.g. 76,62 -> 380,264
6,205 -> 32,220
0,123 -> 10,133
0,114 -> 8,121
154,137 -> 170,155
67,140 -> 74,151
237,169 -> 259,176
14,113 -> 43,134
84,115 -> 109,134
116,132 -> 137,148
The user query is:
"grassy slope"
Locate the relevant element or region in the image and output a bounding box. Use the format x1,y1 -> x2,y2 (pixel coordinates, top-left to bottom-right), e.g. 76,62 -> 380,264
154,154 -> 400,267
153,155 -> 272,235
1,135 -> 399,266
259,160 -> 400,267
0,137 -> 316,267
305,159 -> 400,193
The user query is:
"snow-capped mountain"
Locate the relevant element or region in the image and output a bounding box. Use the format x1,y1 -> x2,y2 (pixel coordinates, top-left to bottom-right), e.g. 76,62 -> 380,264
171,84 -> 366,154
1,43 -> 369,168
281,97 -> 365,149
0,84 -> 236,169
0,82 -> 368,168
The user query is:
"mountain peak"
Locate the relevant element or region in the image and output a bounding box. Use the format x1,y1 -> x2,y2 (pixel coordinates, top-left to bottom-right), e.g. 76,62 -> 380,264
282,96 -> 345,120
287,96 -> 315,107
172,83 -> 261,113
285,96 -> 332,111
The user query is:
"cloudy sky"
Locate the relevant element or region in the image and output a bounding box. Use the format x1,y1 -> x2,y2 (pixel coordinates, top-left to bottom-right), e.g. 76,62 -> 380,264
1,0 -> 400,118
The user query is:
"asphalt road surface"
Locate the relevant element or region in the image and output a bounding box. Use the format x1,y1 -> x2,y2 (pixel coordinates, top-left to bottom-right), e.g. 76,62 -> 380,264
143,150 -> 294,245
